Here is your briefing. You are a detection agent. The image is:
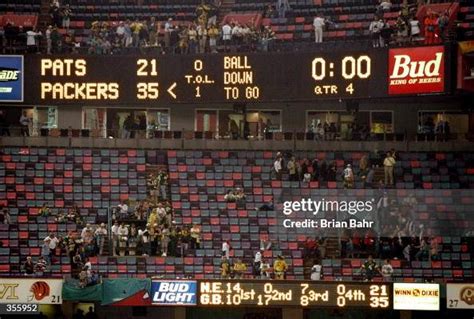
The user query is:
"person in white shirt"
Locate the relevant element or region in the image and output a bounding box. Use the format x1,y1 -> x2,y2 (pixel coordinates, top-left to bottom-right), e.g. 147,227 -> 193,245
260,259 -> 271,279
26,29 -> 41,53
310,262 -> 322,280
117,202 -> 128,219
222,240 -> 230,259
253,251 -> 262,278
369,17 -> 384,48
164,18 -> 174,51
343,164 -> 354,188
19,111 -> 31,136
380,259 -> 393,282
313,14 -> 325,43
111,221 -> 120,256
273,152 -> 283,180
44,234 -> 60,259
81,224 -> 93,240
94,223 -> 107,255
117,223 -> 129,256
139,225 -> 151,256
409,16 -> 421,42
222,22 -> 232,51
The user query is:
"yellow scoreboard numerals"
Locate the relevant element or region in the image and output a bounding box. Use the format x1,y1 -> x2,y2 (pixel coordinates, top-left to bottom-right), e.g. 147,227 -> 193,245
137,83 -> 159,100
136,59 -> 158,77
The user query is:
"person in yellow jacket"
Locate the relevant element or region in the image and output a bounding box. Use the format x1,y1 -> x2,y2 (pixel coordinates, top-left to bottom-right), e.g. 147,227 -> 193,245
233,259 -> 247,279
220,256 -> 231,279
273,255 -> 288,280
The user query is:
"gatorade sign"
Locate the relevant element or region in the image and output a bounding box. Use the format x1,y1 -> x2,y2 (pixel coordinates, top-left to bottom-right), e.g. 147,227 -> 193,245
388,46 -> 445,95
0,55 -> 24,102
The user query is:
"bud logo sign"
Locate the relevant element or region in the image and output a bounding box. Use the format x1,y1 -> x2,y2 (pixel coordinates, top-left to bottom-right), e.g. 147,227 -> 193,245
388,46 -> 445,95
0,55 -> 24,102
151,280 -> 197,306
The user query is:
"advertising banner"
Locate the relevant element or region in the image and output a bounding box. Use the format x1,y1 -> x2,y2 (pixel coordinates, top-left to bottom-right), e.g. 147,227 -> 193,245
447,283 -> 474,309
388,46 -> 445,95
0,55 -> 24,102
0,278 -> 63,304
151,280 -> 197,306
393,283 -> 440,311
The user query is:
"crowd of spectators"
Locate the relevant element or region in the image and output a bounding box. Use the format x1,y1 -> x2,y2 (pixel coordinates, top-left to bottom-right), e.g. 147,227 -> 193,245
0,0 -> 458,55
272,149 -> 398,189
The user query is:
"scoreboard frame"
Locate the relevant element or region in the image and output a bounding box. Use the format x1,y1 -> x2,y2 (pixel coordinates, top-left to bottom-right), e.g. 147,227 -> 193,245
197,279 -> 392,309
14,44 -> 452,106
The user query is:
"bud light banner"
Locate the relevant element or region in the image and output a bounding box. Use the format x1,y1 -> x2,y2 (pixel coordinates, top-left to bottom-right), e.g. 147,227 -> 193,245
151,280 -> 197,306
388,46 -> 445,95
0,55 -> 24,102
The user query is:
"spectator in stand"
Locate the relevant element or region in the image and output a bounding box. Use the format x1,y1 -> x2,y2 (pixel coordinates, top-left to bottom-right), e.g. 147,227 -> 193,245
178,26 -> 189,54
45,25 -> 52,54
287,157 -> 297,181
369,17 -> 384,48
313,14 -> 325,43
62,4 -> 72,30
222,240 -> 231,259
117,223 -> 129,256
310,260 -> 322,281
380,259 -> 393,282
22,256 -> 35,275
253,251 -> 262,278
343,164 -> 354,189
39,203 -> 50,217
409,15 -> 421,42
383,151 -> 396,186
44,233 -> 60,261
164,18 -> 174,52
396,14 -> 409,45
273,255 -> 288,279
273,152 -> 283,180
111,221 -> 120,256
190,224 -> 201,249
424,11 -> 437,45
117,201 -> 129,220
233,259 -> 247,279
94,223 -> 107,255
379,0 -> 392,13
220,256 -> 231,279
139,225 -> 152,256
276,0 -> 291,19
208,23 -> 219,53
260,259 -> 271,279
197,23 -> 207,53
188,25 -> 198,54
438,10 -> 449,41
41,238 -> 51,265
35,256 -> 47,276
361,255 -> 379,281
26,28 -> 41,54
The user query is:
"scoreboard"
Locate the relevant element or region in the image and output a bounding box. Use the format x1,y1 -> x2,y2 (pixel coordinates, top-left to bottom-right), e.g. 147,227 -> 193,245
16,45 -> 450,106
198,280 -> 391,308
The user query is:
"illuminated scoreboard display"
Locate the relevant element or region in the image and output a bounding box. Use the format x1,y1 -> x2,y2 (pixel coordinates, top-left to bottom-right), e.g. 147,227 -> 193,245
21,51 -> 390,105
198,280 -> 391,308
19,45 -> 451,105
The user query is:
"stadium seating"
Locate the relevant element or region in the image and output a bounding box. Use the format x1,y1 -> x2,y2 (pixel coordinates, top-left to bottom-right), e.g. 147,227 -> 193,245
1,147 -> 473,279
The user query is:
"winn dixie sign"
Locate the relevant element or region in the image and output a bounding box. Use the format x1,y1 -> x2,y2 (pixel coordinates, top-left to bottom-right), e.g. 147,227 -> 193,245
388,46 -> 445,95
